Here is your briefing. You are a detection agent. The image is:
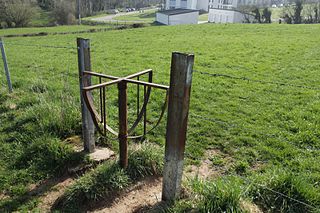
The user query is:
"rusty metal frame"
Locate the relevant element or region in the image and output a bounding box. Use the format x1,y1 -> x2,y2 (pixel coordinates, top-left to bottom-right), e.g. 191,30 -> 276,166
81,69 -> 169,139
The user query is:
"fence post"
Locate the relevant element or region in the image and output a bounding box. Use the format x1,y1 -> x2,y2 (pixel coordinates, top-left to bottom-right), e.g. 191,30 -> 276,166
77,38 -> 95,152
118,81 -> 128,168
0,38 -> 13,93
162,52 -> 194,201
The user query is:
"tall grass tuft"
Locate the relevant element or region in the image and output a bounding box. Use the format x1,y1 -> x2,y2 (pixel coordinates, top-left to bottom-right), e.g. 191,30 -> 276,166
58,144 -> 163,211
15,135 -> 84,177
29,93 -> 81,138
60,161 -> 129,212
169,176 -> 246,213
127,144 -> 164,180
250,168 -> 320,213
192,177 -> 245,213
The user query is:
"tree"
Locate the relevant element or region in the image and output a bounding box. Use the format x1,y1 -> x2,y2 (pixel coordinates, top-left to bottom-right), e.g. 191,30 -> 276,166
294,0 -> 303,23
37,0 -> 55,10
284,13 -> 293,23
0,0 -> 35,28
252,7 -> 262,23
52,0 -> 76,25
262,7 -> 272,23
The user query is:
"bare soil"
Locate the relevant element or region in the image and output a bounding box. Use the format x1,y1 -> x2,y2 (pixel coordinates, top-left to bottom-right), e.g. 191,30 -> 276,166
90,177 -> 162,213
35,177 -> 76,212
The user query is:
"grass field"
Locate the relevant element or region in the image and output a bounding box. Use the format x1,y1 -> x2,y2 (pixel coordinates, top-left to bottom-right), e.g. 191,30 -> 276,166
1,24 -> 320,212
0,25 -> 114,37
112,9 -> 157,23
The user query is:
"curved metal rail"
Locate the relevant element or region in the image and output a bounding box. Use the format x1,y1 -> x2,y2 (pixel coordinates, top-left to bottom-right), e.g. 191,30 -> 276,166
82,69 -> 169,140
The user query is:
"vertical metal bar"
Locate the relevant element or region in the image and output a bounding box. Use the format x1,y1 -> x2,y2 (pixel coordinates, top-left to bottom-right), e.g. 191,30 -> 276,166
137,76 -> 140,117
143,85 -> 147,136
0,38 -> 13,93
118,81 -> 128,168
77,38 -> 95,153
143,71 -> 153,136
103,86 -> 106,135
99,77 -> 103,123
162,52 -> 195,201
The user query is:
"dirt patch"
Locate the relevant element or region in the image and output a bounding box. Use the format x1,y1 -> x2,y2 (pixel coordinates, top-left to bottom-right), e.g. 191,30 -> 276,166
241,200 -> 264,213
91,177 -> 162,213
184,149 -> 231,179
37,177 -> 75,212
0,193 -> 9,200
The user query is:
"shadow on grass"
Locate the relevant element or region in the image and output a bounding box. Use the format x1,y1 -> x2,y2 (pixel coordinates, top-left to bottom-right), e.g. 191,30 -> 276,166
0,174 -> 73,212
52,176 -> 166,213
52,145 -> 164,212
133,201 -> 171,213
0,150 -> 87,212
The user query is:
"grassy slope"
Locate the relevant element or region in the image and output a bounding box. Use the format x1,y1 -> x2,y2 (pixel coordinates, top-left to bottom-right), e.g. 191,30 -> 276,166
0,24 -> 320,211
0,25 -> 112,37
113,9 -> 157,22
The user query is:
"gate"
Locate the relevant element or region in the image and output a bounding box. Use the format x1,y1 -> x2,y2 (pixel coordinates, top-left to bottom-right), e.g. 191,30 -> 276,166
77,38 -> 195,201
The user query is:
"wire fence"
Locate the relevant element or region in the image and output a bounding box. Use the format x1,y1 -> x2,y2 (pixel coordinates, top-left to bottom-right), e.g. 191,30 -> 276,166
0,40 -> 79,94
4,41 -> 76,50
194,70 -> 320,91
1,40 -> 319,210
240,176 -> 319,211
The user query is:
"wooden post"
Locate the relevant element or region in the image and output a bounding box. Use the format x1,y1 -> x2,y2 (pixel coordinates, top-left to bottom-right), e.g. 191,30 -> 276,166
162,52 -> 194,201
118,81 -> 128,168
0,38 -> 13,93
77,38 -> 95,152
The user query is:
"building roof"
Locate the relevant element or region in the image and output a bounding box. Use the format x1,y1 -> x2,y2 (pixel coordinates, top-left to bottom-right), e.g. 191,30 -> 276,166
157,9 -> 199,16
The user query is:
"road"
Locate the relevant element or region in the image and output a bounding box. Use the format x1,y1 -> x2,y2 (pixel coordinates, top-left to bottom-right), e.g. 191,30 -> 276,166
91,11 -> 148,23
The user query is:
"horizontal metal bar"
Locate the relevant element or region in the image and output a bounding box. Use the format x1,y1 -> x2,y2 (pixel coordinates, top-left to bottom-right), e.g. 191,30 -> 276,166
83,69 -> 152,80
124,78 -> 169,90
125,69 -> 152,79
83,78 -> 123,91
83,71 -> 118,80
83,78 -> 169,91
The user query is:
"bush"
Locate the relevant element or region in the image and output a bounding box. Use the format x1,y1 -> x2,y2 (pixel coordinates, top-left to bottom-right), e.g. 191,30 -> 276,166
52,0 -> 76,25
0,0 -> 35,28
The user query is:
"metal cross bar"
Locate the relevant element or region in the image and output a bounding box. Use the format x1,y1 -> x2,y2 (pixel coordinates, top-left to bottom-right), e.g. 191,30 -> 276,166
83,69 -> 168,91
81,68 -> 169,169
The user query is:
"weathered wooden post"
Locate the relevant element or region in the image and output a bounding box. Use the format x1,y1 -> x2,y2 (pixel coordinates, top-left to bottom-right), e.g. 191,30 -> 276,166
162,52 -> 194,201
0,38 -> 13,93
118,81 -> 128,168
77,38 -> 95,152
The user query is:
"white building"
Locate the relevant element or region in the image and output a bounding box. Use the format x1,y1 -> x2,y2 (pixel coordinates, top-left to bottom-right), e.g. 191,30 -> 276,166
156,9 -> 199,25
166,0 -> 198,10
208,8 -> 255,23
166,0 -> 272,11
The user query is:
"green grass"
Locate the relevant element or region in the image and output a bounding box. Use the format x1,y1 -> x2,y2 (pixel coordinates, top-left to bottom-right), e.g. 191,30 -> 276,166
113,9 -> 157,23
0,23 -> 320,211
56,144 -> 163,212
199,13 -> 209,22
0,25 -> 112,37
169,176 -> 245,213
